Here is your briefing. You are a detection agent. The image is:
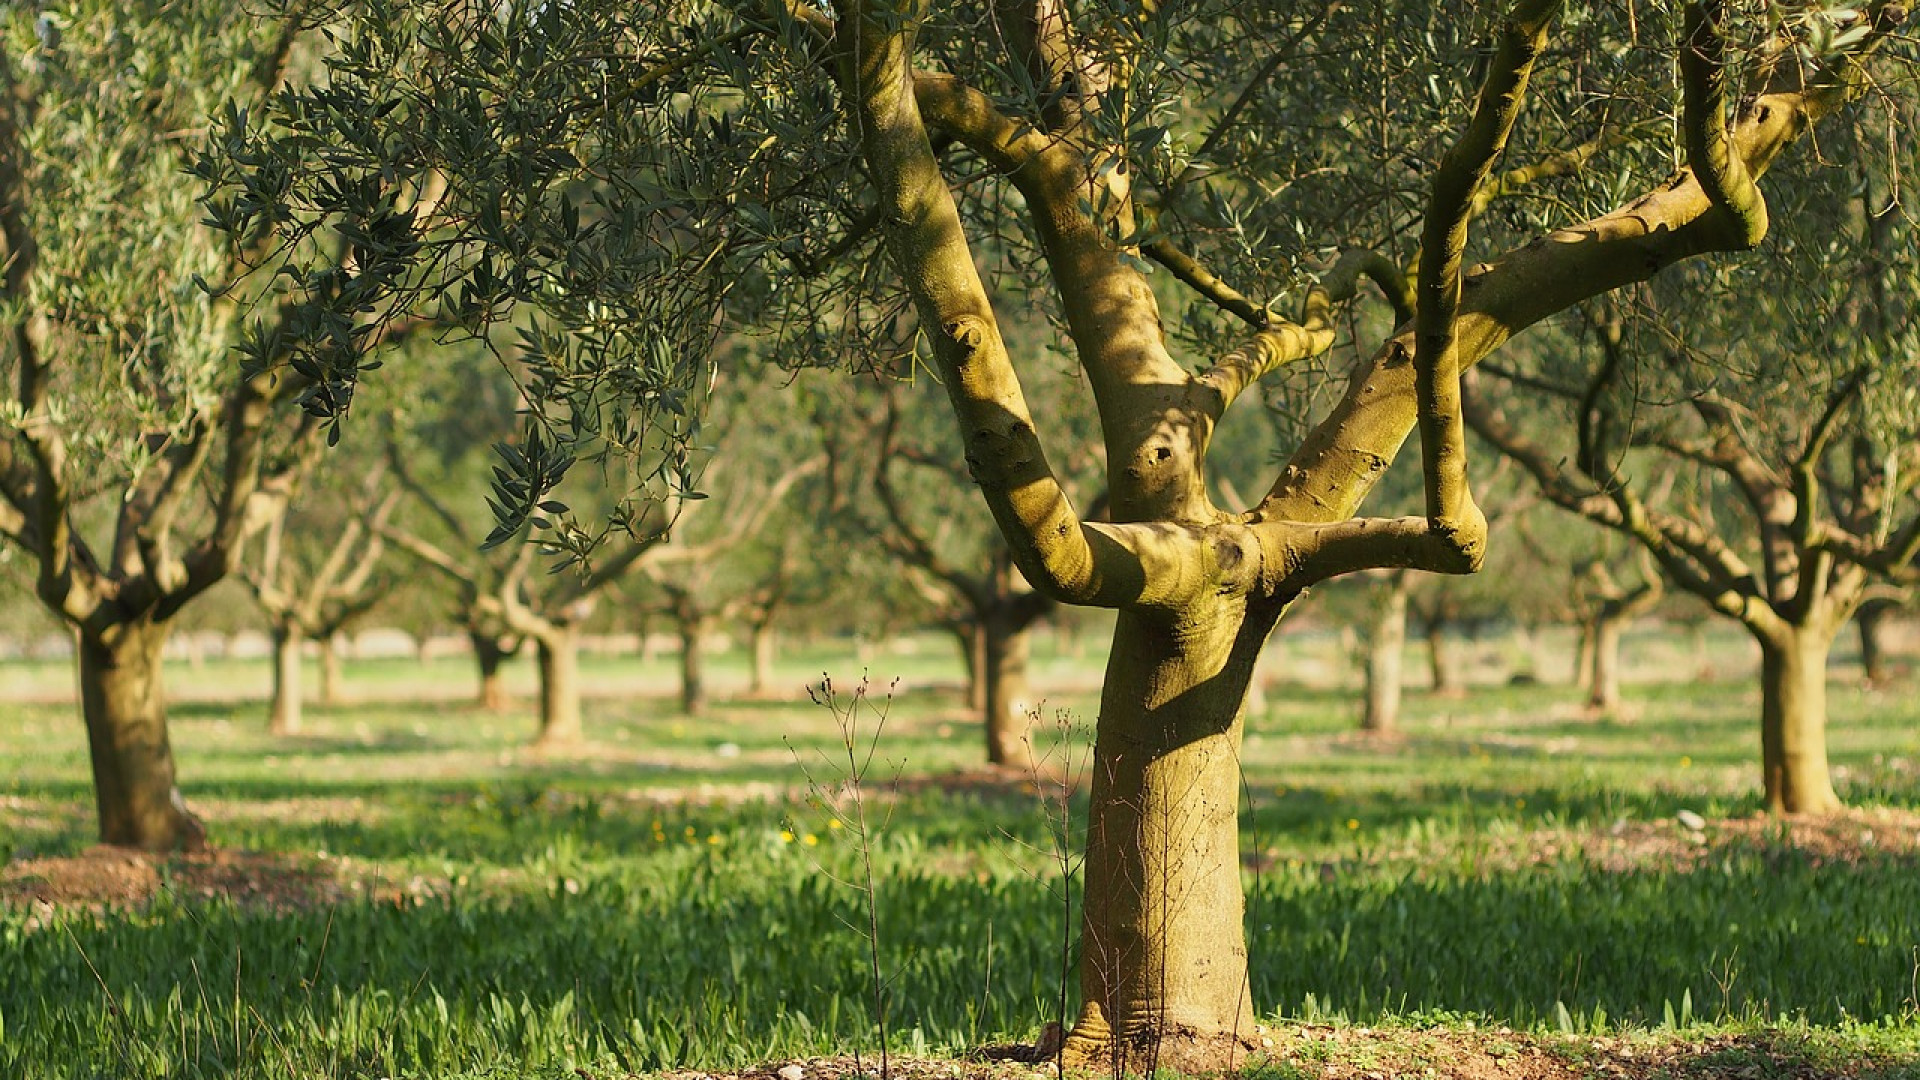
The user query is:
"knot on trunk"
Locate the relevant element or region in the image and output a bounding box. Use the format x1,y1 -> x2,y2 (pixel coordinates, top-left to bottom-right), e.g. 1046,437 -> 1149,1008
941,316 -> 989,355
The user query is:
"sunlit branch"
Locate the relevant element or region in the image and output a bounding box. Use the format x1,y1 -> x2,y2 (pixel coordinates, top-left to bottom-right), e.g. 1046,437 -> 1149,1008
841,0 -> 1137,606
1413,0 -> 1558,539
1681,1 -> 1769,247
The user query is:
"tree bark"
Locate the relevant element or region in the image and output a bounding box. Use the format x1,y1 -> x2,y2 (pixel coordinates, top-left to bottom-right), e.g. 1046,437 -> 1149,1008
318,633 -> 344,706
983,616 -> 1032,767
77,620 -> 206,851
534,625 -> 583,748
1587,614 -> 1625,712
1757,625 -> 1843,815
1362,581 -> 1408,734
472,630 -> 511,711
1856,600 -> 1894,687
749,618 -> 778,696
1065,607 -> 1262,1072
269,624 -> 304,736
679,608 -> 707,717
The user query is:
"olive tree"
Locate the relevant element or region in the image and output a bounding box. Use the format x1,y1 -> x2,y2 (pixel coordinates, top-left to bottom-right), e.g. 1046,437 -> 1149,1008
242,453 -> 400,732
375,357 -> 679,749
0,5 -> 327,849
206,0 -> 1912,1066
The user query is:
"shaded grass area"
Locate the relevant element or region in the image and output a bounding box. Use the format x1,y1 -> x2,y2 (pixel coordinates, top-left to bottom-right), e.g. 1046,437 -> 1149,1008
3,640 -> 1920,1077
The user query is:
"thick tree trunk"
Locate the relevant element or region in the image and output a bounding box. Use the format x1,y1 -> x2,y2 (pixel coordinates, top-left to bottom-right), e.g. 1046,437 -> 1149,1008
318,633 -> 344,706
1757,625 -> 1843,815
534,626 -> 583,748
471,631 -> 511,711
1065,607 -> 1261,1072
1587,615 -> 1625,712
1574,620 -> 1595,690
1856,600 -> 1894,687
1426,621 -> 1463,696
749,619 -> 778,696
679,609 -> 707,717
1361,582 -> 1407,734
269,624 -> 304,736
78,620 -> 206,851
983,617 -> 1031,767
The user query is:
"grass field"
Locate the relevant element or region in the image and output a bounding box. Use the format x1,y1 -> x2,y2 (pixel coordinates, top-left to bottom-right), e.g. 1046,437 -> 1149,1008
3,625 -> 1920,1079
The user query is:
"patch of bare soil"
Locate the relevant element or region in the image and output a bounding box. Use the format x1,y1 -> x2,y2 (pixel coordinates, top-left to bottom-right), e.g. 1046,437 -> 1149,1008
1248,807 -> 1920,877
630,1023 -> 1913,1080
0,846 -> 445,916
1487,806 -> 1920,875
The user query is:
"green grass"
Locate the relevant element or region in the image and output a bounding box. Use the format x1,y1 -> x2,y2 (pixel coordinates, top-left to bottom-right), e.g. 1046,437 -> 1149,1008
3,627 -> 1920,1077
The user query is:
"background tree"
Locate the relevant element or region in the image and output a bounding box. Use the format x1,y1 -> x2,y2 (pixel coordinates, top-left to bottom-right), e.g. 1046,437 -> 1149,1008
1468,149 -> 1920,811
381,447 -> 673,749
630,462 -> 824,717
0,6 -> 328,849
213,0 -> 1914,1065
1852,595 -> 1904,687
242,455 -> 400,733
1572,547 -> 1664,713
1354,572 -> 1412,735
868,382 -> 1100,764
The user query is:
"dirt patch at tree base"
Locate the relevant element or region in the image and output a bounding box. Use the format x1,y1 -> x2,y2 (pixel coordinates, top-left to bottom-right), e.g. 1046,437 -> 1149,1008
0,845 -> 443,913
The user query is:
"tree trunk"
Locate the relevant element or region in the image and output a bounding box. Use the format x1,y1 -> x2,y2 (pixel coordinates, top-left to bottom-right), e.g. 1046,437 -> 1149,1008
1426,621 -> 1463,696
1757,625 -> 1843,815
1587,614 -> 1625,712
953,621 -> 987,712
1574,619 -> 1595,690
1065,607 -> 1261,1072
268,624 -> 304,736
679,608 -> 707,717
1856,600 -> 1894,687
1361,582 -> 1407,734
472,631 -> 510,711
318,633 -> 344,706
534,625 -> 583,748
983,617 -> 1031,767
749,618 -> 778,696
77,620 -> 206,851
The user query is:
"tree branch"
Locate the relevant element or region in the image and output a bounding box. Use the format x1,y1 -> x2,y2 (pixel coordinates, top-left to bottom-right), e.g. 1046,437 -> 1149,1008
1262,3 -> 1904,528
1680,1 -> 1769,248
842,13 -> 1154,607
1411,0 -> 1558,547
1142,238 -> 1272,329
